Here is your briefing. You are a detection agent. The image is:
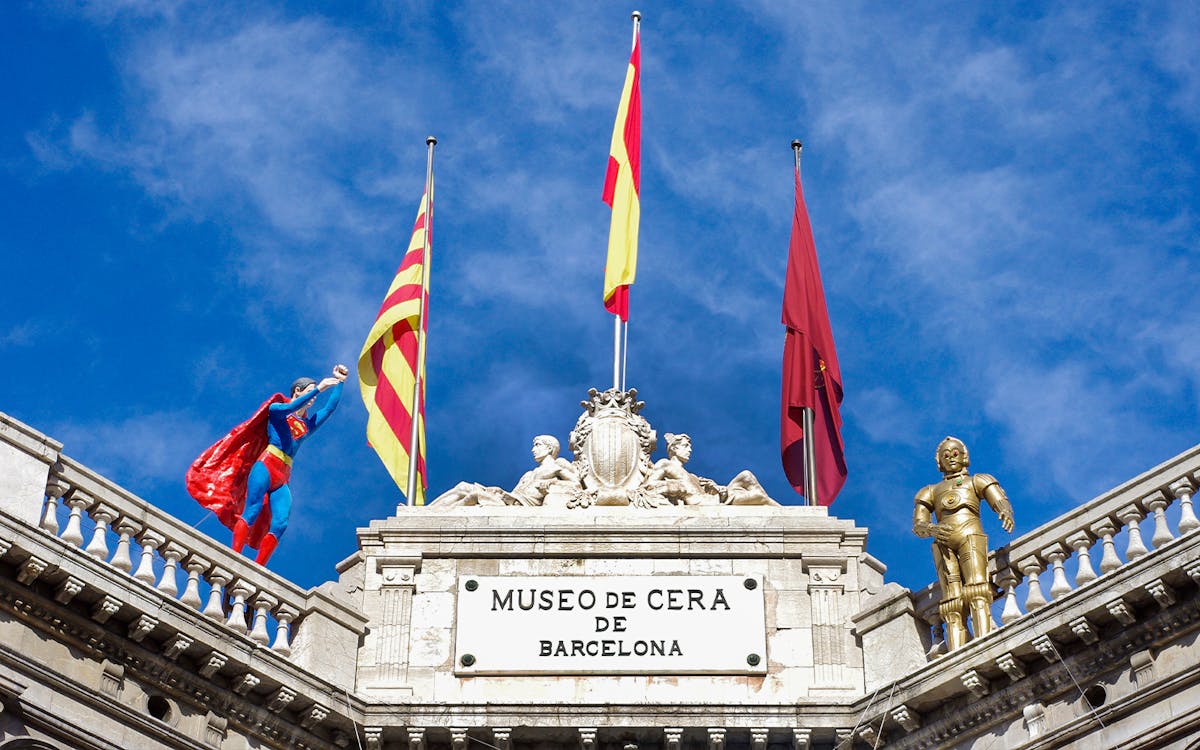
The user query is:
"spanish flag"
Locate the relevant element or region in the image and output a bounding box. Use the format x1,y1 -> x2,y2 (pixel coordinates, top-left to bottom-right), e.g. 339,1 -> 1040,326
358,185 -> 432,504
602,20 -> 641,322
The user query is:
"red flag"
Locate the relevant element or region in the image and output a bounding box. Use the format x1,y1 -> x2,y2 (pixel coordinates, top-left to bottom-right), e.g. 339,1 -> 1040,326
781,166 -> 846,506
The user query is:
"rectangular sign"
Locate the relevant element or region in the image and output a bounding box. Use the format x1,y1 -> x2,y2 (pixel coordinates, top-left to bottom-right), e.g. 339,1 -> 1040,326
453,575 -> 767,675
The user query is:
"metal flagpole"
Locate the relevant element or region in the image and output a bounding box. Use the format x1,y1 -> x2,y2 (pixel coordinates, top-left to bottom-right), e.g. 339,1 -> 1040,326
793,139 -> 818,507
406,135 -> 437,506
621,320 -> 629,391
612,316 -> 621,390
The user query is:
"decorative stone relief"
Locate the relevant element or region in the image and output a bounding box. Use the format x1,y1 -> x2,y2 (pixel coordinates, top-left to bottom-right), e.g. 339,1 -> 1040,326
960,669 -> 990,698
431,388 -> 778,509
205,712 -> 227,747
1023,703 -> 1046,738
17,556 -> 48,585
750,728 -> 768,750
92,595 -> 122,624
792,729 -> 812,750
408,726 -> 426,750
268,686 -> 296,713
300,703 -> 329,730
365,727 -> 384,750
1032,635 -> 1059,662
579,727 -> 597,750
706,727 -> 726,750
162,634 -> 192,661
100,659 -> 124,697
1131,650 -> 1155,687
1069,616 -> 1098,644
1106,598 -> 1136,625
996,652 -> 1026,682
55,575 -> 85,604
232,673 -> 260,695
1145,579 -> 1176,608
891,705 -> 921,731
199,652 -> 228,678
127,614 -> 157,643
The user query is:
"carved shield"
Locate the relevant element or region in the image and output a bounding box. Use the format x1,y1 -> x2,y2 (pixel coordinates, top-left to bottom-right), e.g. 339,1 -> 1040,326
583,411 -> 642,489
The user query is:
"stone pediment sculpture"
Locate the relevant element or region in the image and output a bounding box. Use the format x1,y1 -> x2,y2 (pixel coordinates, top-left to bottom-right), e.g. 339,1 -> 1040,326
431,388 -> 778,509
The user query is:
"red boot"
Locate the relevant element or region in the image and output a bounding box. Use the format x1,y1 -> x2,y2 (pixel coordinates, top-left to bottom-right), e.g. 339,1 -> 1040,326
255,533 -> 279,565
231,518 -> 250,552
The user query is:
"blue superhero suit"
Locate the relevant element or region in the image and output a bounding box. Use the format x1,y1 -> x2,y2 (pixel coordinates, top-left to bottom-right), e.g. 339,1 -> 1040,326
232,381 -> 343,564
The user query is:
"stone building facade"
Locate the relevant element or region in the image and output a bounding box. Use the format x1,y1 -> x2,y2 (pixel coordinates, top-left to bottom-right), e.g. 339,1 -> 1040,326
1,404 -> 1199,749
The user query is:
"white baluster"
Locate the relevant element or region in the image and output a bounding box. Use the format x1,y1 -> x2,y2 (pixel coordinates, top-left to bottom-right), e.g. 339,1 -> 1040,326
180,556 -> 210,609
1118,505 -> 1148,561
203,569 -> 231,621
1066,532 -> 1097,586
226,581 -> 255,634
996,568 -> 1023,625
40,481 -> 66,535
1042,544 -> 1072,599
60,492 -> 91,546
110,520 -> 142,573
272,606 -> 298,657
1090,520 -> 1122,574
1020,558 -> 1047,611
132,532 -> 163,585
1171,478 -> 1199,535
85,504 -> 116,560
157,543 -> 187,598
250,593 -> 278,646
1142,491 -> 1174,548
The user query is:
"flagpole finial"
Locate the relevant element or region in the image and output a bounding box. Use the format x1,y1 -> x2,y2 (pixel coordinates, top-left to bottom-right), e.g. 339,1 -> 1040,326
426,136 -> 438,146
791,139 -> 802,153
632,10 -> 642,21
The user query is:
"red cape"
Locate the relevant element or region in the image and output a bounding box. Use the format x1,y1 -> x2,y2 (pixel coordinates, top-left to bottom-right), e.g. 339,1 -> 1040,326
186,394 -> 286,548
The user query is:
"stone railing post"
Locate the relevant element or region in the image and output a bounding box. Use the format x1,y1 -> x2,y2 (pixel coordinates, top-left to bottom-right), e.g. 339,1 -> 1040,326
60,491 -> 92,547
273,605 -> 299,657
1065,532 -> 1096,586
226,581 -> 255,634
157,542 -> 188,598
249,593 -> 278,646
995,567 -> 1023,625
181,555 -> 210,610
1041,543 -> 1072,600
1089,520 -> 1122,575
132,532 -> 164,585
1118,505 -> 1149,561
1141,491 -> 1175,548
203,568 -> 231,621
85,503 -> 116,560
40,479 -> 67,535
1018,557 -> 1047,611
110,518 -> 143,574
1170,478 -> 1199,535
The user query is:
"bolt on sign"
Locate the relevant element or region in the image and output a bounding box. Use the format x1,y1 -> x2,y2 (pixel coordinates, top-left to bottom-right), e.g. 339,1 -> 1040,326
454,575 -> 768,675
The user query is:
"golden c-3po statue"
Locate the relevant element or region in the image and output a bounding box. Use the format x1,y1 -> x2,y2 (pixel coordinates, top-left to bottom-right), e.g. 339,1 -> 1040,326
913,437 -> 1014,651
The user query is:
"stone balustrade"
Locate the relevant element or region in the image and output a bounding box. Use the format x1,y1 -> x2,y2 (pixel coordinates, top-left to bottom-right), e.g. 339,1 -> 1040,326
910,444 -> 1200,652
40,455 -> 309,656
0,411 -> 368,696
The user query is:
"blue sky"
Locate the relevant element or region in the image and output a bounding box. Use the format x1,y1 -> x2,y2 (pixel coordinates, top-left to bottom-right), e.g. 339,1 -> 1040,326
2,1 -> 1198,592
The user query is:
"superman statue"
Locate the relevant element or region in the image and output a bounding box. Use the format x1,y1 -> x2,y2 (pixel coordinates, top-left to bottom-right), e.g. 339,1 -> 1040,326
187,364 -> 348,565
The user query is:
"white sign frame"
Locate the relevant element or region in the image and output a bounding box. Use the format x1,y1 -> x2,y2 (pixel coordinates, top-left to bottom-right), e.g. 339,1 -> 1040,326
453,575 -> 768,675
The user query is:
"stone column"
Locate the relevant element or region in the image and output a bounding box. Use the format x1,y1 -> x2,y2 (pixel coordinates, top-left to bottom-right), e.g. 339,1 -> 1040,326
364,555 -> 421,689
804,556 -> 849,688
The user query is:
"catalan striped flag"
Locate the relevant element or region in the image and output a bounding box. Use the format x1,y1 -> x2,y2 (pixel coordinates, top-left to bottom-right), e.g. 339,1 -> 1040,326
602,18 -> 641,322
358,184 -> 432,504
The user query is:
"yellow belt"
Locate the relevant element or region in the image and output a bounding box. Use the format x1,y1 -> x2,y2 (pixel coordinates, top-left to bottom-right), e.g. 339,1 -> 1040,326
265,445 -> 293,466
